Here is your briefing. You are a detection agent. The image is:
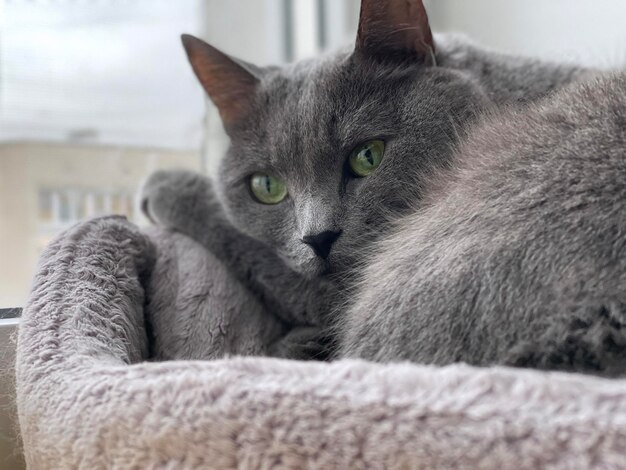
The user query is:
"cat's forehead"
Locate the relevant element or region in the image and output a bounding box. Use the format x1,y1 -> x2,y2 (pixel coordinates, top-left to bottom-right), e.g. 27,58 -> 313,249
260,55 -> 349,120
239,56 -> 346,168
249,55 -> 414,162
229,53 -> 476,182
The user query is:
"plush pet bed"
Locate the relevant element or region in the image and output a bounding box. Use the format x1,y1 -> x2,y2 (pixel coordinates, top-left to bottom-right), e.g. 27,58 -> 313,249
15,216 -> 626,469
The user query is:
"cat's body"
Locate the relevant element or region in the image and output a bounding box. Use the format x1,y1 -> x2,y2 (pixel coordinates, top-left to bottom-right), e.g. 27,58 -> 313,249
142,0 -> 625,374
339,72 -> 626,375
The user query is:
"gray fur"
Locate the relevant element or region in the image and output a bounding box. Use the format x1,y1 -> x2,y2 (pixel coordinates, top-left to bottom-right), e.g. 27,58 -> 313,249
142,169 -> 336,359
142,169 -> 336,327
435,34 -> 588,105
339,72 -> 626,376
206,34 -> 587,280
143,1 -> 624,374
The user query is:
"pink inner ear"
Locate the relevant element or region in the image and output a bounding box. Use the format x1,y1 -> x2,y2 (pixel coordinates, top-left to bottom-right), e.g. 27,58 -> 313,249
356,0 -> 435,62
182,35 -> 258,130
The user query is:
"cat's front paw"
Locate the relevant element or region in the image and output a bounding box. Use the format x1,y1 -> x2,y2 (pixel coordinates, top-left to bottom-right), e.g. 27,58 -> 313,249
269,326 -> 331,361
140,169 -> 216,231
504,306 -> 626,376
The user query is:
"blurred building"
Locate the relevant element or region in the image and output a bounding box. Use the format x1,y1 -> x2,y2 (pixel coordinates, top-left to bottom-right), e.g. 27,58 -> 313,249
0,143 -> 199,307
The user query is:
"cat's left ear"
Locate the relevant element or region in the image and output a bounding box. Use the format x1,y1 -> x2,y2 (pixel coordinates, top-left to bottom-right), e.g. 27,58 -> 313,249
182,34 -> 260,133
355,0 -> 435,65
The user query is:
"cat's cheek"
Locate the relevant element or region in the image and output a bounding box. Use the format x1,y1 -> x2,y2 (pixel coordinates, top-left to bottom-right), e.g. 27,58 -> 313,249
219,200 -> 278,244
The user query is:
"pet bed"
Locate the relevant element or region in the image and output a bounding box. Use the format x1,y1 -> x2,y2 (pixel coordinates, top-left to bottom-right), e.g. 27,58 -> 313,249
15,216 -> 626,469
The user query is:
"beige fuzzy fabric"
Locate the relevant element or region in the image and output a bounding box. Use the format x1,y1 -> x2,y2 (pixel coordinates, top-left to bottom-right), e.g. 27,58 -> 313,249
15,217 -> 626,469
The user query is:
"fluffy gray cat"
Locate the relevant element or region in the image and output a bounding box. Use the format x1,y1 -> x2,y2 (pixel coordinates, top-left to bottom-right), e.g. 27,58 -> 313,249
142,0 -> 626,374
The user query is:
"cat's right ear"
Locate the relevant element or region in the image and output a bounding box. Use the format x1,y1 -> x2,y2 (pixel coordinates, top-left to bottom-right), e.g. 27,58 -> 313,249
355,0 -> 435,65
181,34 -> 259,133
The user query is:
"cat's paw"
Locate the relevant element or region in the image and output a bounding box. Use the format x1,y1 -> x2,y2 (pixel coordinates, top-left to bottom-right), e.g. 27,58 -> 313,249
140,169 -> 215,230
505,305 -> 626,376
269,326 -> 331,361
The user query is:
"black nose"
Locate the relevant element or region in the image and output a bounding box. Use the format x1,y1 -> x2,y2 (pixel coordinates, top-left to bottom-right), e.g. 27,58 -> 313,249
302,230 -> 342,260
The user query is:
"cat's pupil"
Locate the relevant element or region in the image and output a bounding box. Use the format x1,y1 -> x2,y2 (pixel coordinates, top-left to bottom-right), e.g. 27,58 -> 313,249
365,149 -> 373,166
264,177 -> 271,193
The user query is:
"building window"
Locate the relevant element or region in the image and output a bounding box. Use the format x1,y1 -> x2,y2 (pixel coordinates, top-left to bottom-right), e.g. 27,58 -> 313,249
0,0 -> 361,308
37,188 -> 136,231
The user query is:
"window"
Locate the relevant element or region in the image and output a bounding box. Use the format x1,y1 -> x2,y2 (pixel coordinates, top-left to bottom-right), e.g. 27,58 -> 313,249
37,188 -> 135,229
0,0 -> 360,307
2,0 -> 626,308
0,0 -> 208,307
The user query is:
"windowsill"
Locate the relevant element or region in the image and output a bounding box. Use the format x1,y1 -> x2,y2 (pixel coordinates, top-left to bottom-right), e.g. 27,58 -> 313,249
0,308 -> 22,320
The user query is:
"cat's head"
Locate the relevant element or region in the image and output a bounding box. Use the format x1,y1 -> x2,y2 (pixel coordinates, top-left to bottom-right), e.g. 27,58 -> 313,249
182,0 -> 490,278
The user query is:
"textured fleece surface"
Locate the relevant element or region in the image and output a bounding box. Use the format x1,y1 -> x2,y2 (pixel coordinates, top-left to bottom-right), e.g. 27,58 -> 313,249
15,217 -> 626,469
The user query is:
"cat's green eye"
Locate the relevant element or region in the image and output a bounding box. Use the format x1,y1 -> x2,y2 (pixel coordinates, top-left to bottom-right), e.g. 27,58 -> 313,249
250,173 -> 288,204
349,140 -> 385,177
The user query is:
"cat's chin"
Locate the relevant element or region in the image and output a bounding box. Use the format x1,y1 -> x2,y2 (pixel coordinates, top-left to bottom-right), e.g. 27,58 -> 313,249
292,257 -> 332,279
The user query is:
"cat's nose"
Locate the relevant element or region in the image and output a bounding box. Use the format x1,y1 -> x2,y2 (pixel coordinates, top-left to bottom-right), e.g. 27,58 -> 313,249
302,230 -> 342,260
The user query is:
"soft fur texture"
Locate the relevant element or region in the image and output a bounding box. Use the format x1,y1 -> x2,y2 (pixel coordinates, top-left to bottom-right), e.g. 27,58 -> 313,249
142,27 -> 595,370
339,72 -> 626,375
15,217 -> 626,469
164,32 -> 586,279
142,170 -> 336,359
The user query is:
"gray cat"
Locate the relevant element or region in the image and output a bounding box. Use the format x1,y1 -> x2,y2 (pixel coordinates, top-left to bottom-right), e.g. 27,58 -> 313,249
142,0 -> 626,374
339,71 -> 626,376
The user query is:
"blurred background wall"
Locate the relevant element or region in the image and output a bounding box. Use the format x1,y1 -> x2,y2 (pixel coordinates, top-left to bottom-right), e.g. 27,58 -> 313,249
428,0 -> 626,67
